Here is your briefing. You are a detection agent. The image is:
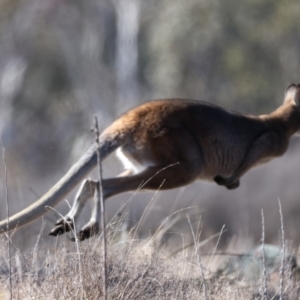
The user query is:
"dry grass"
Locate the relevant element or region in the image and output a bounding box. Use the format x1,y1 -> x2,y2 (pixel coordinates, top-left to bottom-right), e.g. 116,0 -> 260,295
0,225 -> 299,300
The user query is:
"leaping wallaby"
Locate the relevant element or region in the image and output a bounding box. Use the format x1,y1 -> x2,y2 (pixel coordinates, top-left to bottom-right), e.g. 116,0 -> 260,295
0,84 -> 300,240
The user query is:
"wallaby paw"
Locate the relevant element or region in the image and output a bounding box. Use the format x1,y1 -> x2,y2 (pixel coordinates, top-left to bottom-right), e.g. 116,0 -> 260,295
49,217 -> 74,236
214,175 -> 229,186
72,222 -> 99,241
226,180 -> 240,190
214,176 -> 240,190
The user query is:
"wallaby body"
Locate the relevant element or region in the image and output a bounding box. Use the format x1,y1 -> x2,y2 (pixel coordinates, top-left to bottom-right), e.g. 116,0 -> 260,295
1,84 -> 300,240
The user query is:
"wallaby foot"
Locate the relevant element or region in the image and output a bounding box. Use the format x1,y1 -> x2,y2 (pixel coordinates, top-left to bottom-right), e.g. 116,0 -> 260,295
49,217 -> 74,236
49,178 -> 98,237
214,176 -> 240,190
72,221 -> 99,241
226,180 -> 240,190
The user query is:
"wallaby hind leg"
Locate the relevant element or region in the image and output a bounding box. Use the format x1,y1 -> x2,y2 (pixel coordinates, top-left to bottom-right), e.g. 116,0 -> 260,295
76,163 -> 197,241
49,169 -> 135,238
76,169 -> 134,241
103,163 -> 197,199
49,179 -> 98,236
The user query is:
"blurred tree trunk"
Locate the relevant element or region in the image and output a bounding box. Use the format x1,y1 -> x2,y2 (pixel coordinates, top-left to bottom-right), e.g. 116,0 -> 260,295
113,0 -> 140,114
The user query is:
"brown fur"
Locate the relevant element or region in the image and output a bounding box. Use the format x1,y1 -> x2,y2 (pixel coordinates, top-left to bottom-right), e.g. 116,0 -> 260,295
1,84 -> 300,240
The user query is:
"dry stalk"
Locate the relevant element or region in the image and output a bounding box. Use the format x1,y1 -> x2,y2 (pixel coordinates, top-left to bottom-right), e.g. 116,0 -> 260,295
186,213 -> 208,300
207,224 -> 225,269
261,209 -> 267,300
133,179 -> 165,240
72,219 -> 84,299
3,147 -> 12,300
278,198 -> 285,300
93,116 -> 107,300
46,205 -> 85,297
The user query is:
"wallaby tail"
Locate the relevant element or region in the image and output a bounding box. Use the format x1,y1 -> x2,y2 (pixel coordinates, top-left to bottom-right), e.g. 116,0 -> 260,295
0,133 -> 123,233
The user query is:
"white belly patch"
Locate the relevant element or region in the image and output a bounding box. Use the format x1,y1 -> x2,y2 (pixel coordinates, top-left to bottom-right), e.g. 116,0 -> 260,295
116,148 -> 144,174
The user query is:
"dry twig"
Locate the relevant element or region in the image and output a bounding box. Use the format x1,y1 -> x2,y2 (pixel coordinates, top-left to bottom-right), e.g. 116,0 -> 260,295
187,213 -> 208,300
261,209 -> 267,300
93,116 -> 107,300
278,198 -> 285,300
3,147 -> 12,300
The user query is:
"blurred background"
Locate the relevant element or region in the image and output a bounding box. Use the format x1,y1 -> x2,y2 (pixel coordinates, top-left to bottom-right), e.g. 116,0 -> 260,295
0,0 -> 299,251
